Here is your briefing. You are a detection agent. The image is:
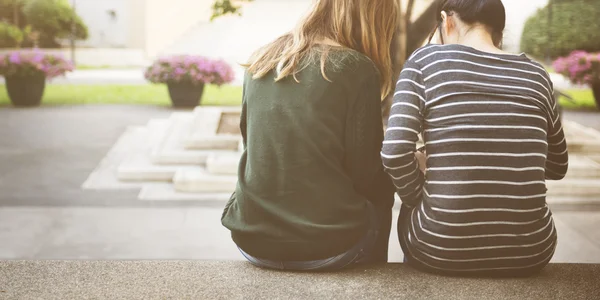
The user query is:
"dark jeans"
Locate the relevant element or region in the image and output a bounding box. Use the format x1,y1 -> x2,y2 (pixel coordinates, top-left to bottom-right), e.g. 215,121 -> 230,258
239,201 -> 392,271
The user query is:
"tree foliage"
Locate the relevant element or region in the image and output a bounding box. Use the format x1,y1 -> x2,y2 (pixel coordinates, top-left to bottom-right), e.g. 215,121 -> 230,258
0,21 -> 23,48
211,0 -> 254,21
0,0 -> 88,48
521,0 -> 600,59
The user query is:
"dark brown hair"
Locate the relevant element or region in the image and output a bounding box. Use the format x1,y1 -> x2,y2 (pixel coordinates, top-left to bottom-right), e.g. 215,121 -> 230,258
428,0 -> 506,47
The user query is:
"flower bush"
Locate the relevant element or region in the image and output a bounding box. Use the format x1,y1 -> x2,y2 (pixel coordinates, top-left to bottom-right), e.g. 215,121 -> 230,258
0,50 -> 74,79
144,55 -> 235,86
553,51 -> 600,86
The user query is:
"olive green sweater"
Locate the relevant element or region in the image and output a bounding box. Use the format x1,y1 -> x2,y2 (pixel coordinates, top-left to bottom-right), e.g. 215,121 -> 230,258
221,48 -> 395,261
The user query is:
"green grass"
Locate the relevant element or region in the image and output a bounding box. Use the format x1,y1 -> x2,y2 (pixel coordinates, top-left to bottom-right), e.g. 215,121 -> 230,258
1,83 -> 595,111
558,89 -> 597,110
0,84 -> 242,106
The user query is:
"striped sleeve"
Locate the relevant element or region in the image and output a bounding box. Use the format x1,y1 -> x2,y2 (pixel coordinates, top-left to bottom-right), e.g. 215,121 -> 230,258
381,60 -> 426,206
545,79 -> 568,180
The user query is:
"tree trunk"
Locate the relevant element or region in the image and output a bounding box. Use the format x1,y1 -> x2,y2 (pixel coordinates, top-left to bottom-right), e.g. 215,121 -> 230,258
406,0 -> 415,33
382,0 -> 406,126
13,1 -> 19,27
406,0 -> 444,58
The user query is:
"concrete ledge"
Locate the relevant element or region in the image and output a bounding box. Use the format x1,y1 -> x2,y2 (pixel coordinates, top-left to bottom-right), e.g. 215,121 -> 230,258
0,261 -> 598,299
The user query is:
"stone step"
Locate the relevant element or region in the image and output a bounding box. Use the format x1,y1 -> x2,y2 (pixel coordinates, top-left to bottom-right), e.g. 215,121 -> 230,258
547,178 -> 600,197
564,120 -> 600,139
190,106 -> 242,133
184,134 -> 241,151
173,168 -> 237,193
82,126 -> 150,190
215,107 -> 242,135
206,152 -> 241,175
568,155 -> 600,178
546,196 -> 600,207
152,148 -> 235,166
150,112 -> 234,164
135,184 -> 600,204
166,172 -> 600,197
184,107 -> 240,151
116,119 -> 181,181
150,112 -> 194,164
84,119 -> 173,188
118,151 -> 240,182
567,139 -> 600,154
197,153 -> 599,179
183,107 -> 242,151
117,155 -> 185,182
138,184 -> 231,201
564,121 -> 600,154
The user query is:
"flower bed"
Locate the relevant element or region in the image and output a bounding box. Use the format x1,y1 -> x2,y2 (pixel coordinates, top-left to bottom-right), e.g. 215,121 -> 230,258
144,55 -> 235,108
0,50 -> 74,106
144,55 -> 235,86
553,51 -> 600,108
0,50 -> 74,79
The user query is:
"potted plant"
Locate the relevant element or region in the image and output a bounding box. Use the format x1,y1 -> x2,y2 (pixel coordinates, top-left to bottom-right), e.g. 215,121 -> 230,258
0,50 -> 74,107
553,51 -> 600,108
144,55 -> 235,108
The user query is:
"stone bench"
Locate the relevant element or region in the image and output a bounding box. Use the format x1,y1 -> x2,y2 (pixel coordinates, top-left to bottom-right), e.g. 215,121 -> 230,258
1,261 -> 598,299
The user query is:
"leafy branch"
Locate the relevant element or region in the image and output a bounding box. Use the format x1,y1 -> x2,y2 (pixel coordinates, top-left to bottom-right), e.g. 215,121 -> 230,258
211,0 -> 254,21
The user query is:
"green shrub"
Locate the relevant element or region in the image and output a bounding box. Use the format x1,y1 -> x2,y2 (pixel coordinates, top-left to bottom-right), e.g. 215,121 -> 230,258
0,21 -> 23,48
521,0 -> 600,59
22,0 -> 88,48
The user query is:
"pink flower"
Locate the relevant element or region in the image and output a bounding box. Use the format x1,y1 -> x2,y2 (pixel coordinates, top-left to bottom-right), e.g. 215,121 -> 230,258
0,50 -> 74,79
553,50 -> 600,85
9,52 -> 21,64
144,55 -> 235,85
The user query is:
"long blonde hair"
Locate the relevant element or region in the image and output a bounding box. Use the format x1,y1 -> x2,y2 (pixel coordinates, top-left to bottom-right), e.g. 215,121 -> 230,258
246,0 -> 399,100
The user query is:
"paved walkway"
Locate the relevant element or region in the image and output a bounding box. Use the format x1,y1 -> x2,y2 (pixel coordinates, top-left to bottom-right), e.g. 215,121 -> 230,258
0,105 -> 175,207
0,105 -> 599,262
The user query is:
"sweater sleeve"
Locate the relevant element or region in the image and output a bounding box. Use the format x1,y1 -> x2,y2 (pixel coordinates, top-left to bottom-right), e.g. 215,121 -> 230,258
545,81 -> 568,180
344,75 -> 395,208
381,60 -> 426,207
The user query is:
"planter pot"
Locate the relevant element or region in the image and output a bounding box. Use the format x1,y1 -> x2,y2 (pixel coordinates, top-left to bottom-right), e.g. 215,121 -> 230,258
592,82 -> 600,109
167,82 -> 205,108
5,74 -> 46,107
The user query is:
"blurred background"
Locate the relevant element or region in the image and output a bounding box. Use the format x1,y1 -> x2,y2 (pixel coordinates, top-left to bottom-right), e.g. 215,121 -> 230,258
0,0 -> 599,263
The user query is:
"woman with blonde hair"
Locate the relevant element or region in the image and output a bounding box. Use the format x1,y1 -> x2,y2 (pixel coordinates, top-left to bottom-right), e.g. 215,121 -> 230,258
221,0 -> 399,271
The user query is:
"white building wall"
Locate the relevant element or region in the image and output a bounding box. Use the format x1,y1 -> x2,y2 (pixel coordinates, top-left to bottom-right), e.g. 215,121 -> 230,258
65,0 -> 550,65
71,0 -> 213,57
71,0 -> 130,48
143,0 -> 213,57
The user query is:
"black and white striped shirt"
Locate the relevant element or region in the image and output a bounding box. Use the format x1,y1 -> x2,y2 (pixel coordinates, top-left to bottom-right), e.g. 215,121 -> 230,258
382,44 -> 568,274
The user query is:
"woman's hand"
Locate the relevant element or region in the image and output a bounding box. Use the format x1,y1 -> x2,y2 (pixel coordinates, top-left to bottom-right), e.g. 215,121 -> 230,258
415,151 -> 426,174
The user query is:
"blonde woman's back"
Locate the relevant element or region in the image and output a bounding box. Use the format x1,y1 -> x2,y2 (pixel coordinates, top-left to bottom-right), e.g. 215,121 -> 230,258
222,46 -> 395,262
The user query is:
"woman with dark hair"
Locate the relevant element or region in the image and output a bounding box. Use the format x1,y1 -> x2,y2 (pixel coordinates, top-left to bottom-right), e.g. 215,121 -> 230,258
382,0 -> 568,276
